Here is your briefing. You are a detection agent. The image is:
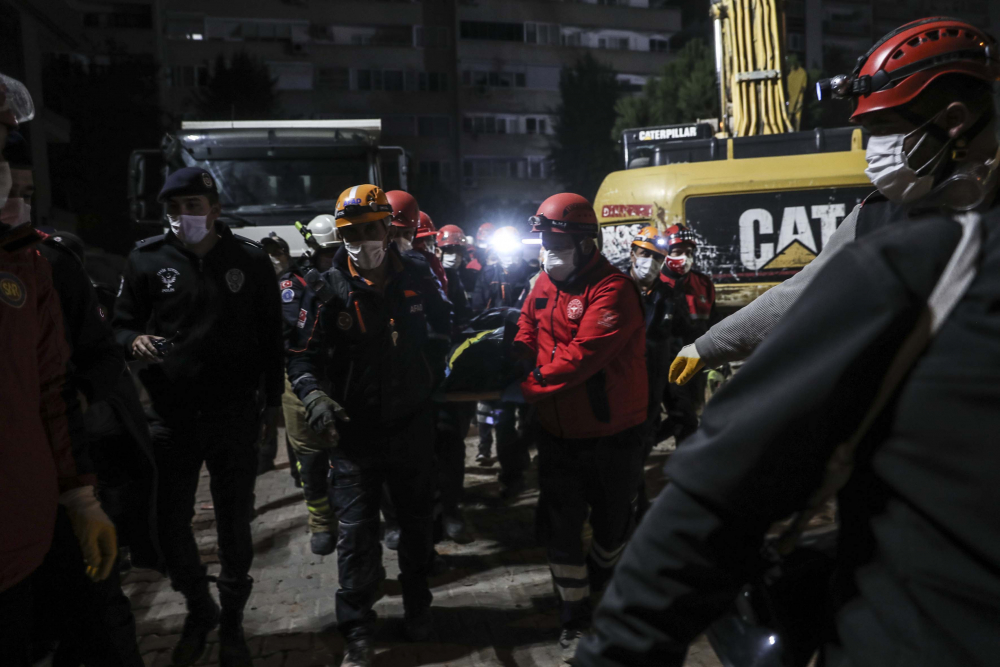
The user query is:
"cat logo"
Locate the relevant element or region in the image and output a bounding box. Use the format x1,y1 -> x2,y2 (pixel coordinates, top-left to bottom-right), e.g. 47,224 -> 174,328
0,272 -> 26,308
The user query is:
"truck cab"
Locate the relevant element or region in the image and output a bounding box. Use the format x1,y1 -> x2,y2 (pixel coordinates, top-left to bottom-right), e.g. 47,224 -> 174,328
129,119 -> 405,256
595,123 -> 873,310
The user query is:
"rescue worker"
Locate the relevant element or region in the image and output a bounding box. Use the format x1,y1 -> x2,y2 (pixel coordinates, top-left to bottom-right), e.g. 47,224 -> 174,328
0,73 -> 119,666
414,210 -> 448,291
628,226 -> 691,517
659,225 -> 716,443
668,17 -> 991,387
435,223 -> 475,543
577,18 -> 1000,666
386,189 -> 420,255
466,221 -> 495,273
113,166 -> 284,667
272,216 -> 342,555
258,232 -> 293,475
262,231 -> 291,277
286,184 -> 451,666
471,225 -> 533,493
4,128 -> 155,666
510,193 -> 647,662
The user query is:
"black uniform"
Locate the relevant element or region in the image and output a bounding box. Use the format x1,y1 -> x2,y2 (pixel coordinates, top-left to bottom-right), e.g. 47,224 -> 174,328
576,205 -> 1000,666
470,260 -> 533,483
113,223 -> 283,610
287,245 -> 451,641
34,236 -> 151,667
636,278 -> 691,516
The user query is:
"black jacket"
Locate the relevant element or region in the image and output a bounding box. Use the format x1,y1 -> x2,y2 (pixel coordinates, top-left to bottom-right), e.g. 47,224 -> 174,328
286,245 -> 452,424
577,207 -> 1000,666
444,265 -> 472,334
112,223 -> 283,417
471,260 -> 532,313
641,279 -> 692,419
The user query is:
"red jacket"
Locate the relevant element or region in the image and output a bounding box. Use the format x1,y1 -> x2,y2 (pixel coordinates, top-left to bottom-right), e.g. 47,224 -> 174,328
0,237 -> 89,592
516,253 -> 647,439
660,269 -> 715,321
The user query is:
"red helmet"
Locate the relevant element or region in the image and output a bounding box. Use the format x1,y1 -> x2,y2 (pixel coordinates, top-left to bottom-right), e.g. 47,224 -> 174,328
476,222 -> 495,248
416,211 -> 437,239
530,193 -> 599,235
663,224 -> 697,251
845,18 -> 1000,120
437,224 -> 465,248
385,190 -> 420,228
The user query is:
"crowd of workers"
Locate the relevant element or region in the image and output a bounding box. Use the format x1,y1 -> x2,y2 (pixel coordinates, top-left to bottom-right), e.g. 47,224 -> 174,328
2,14 -> 1000,667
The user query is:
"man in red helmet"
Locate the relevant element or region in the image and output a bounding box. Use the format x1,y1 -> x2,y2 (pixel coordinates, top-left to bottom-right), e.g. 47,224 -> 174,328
386,190 -> 420,255
414,211 -> 448,292
512,192 -> 647,662
577,18 -> 1000,666
658,225 -> 717,444
671,15 -> 1000,386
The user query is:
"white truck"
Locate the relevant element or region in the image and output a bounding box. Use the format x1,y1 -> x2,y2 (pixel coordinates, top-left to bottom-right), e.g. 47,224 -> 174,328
128,119 -> 406,256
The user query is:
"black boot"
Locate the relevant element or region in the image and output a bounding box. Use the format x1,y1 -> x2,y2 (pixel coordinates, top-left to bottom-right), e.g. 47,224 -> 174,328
171,579 -> 219,666
217,577 -> 253,667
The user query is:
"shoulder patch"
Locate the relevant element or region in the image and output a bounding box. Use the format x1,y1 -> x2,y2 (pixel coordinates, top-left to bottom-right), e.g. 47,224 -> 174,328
134,234 -> 166,251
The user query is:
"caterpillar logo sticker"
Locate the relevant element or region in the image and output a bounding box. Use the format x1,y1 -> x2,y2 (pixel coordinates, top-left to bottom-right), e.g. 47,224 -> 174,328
0,272 -> 26,308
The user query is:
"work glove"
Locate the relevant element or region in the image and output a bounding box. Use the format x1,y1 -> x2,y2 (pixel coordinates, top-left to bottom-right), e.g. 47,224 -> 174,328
669,343 -> 705,386
59,485 -> 118,582
303,390 -> 350,444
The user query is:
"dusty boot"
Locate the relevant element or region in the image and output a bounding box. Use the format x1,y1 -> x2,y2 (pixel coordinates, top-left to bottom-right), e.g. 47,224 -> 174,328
341,637 -> 373,667
442,511 -> 472,544
310,531 -> 335,555
171,580 -> 219,666
559,627 -> 584,664
384,522 -> 401,551
217,577 -> 253,667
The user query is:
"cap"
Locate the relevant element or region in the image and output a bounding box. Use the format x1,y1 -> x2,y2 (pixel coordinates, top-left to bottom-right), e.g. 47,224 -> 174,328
260,232 -> 290,256
158,167 -> 218,203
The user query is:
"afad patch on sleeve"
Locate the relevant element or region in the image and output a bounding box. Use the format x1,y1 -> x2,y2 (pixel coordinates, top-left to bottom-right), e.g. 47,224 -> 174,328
297,308 -> 308,329
597,308 -> 619,330
281,288 -> 295,303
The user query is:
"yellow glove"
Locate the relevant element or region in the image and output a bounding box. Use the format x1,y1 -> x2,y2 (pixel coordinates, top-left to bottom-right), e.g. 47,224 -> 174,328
60,486 -> 118,582
669,344 -> 705,386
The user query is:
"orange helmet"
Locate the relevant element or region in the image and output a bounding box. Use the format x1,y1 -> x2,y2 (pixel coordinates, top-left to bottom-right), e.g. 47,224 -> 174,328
476,223 -> 495,248
385,190 -> 420,228
530,193 -> 598,235
416,211 -> 437,240
822,18 -> 1000,121
631,226 -> 669,256
437,224 -> 465,248
334,184 -> 393,228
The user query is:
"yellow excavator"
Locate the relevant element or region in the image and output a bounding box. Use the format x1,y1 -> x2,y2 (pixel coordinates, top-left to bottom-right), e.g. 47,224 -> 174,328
594,0 -> 871,310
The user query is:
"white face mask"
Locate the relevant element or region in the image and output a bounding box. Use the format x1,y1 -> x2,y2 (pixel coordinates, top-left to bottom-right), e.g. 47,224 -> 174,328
346,240 -> 386,270
441,252 -> 459,269
864,133 -> 936,204
543,248 -> 576,282
393,237 -> 413,253
168,214 -> 211,245
0,162 -> 11,211
632,255 -> 664,286
0,197 -> 30,226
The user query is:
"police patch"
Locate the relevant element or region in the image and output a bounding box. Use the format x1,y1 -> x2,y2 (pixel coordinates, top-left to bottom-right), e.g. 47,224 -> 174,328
280,280 -> 293,290
281,288 -> 295,303
225,268 -> 245,293
566,298 -> 584,320
337,312 -> 352,330
0,272 -> 27,308
201,173 -> 213,188
297,308 -> 308,329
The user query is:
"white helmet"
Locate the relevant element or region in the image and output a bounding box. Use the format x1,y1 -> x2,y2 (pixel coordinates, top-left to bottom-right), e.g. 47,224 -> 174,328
307,214 -> 341,248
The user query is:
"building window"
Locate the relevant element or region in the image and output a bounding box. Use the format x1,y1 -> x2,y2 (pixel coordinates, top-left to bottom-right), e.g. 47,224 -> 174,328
562,32 -> 582,47
269,62 -> 314,90
462,69 -> 527,89
418,72 -> 448,92
165,15 -> 204,40
415,25 -> 449,48
787,32 -> 805,52
205,18 -> 300,41
525,23 -> 560,46
419,160 -> 452,181
84,5 -> 153,29
383,116 -> 416,137
526,118 -> 537,134
650,38 -> 669,52
383,70 -> 404,91
460,21 -> 524,42
317,67 -> 349,90
167,64 -> 208,88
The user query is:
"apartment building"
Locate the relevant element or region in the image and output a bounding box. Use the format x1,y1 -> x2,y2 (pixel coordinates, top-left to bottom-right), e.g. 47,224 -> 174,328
785,0 -> 999,72
159,0 -> 681,218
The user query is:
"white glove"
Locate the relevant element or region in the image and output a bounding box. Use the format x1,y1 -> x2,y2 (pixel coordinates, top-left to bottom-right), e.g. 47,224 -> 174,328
59,485 -> 118,582
669,343 -> 705,386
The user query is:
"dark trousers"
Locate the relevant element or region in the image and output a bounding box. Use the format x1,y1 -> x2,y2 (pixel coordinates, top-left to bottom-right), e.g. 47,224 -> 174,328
149,410 -> 259,597
436,403 -> 472,513
664,374 -> 703,444
537,426 -> 644,629
332,410 -> 436,641
0,508 -> 143,667
496,403 -> 529,485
